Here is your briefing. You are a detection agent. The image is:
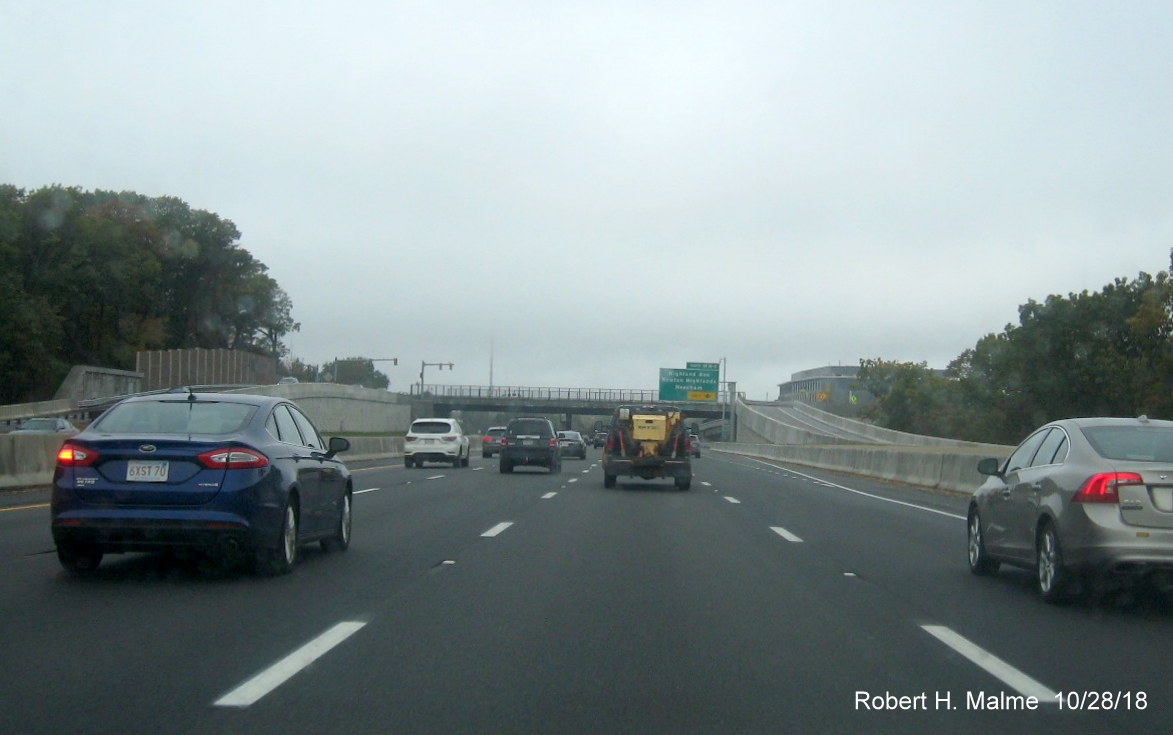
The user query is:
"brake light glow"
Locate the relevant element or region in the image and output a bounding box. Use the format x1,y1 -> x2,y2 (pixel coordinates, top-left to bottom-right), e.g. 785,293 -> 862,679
57,444 -> 98,467
198,448 -> 270,470
500,437 -> 509,446
549,438 -> 558,447
1073,472 -> 1144,503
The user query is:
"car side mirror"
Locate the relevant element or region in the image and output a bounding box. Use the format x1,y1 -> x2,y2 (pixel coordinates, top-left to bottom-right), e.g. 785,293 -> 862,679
326,436 -> 351,457
976,457 -> 1003,477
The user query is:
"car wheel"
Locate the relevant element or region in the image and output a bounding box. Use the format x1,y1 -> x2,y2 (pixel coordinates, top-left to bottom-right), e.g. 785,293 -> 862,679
675,476 -> 691,491
604,473 -> 616,488
257,499 -> 298,576
500,460 -> 513,473
462,450 -> 470,467
1036,522 -> 1072,603
321,491 -> 351,553
967,508 -> 999,576
404,456 -> 414,468
57,545 -> 103,575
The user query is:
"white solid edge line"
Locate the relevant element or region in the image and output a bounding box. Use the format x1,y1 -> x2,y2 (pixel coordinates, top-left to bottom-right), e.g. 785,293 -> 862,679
214,621 -> 366,708
748,458 -> 966,520
921,625 -> 1058,702
481,521 -> 514,537
770,526 -> 804,543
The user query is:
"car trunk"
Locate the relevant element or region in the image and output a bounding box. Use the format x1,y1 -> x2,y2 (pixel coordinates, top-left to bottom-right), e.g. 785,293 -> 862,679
1118,467 -> 1173,530
71,438 -> 228,506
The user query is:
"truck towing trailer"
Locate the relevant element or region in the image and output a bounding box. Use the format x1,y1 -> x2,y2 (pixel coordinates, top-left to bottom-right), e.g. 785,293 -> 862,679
601,404 -> 692,490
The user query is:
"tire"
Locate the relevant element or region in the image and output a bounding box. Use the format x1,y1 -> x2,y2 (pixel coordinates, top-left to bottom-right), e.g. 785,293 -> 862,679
257,498 -> 298,576
500,460 -> 513,474
462,450 -> 470,467
57,545 -> 103,575
1036,522 -> 1072,604
604,473 -> 616,489
967,508 -> 1000,576
675,476 -> 691,491
321,491 -> 352,553
404,456 -> 414,469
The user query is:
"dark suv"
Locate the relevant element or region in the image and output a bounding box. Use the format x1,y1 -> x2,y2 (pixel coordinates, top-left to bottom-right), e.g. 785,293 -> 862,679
499,417 -> 561,474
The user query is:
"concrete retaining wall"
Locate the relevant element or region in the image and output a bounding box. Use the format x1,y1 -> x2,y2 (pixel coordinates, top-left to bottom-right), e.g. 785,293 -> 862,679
0,433 -> 406,491
715,441 -> 1013,494
228,384 -> 413,434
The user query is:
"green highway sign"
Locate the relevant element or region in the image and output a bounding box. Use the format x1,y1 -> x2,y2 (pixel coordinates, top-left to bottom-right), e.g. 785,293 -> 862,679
659,366 -> 719,402
687,362 -> 720,371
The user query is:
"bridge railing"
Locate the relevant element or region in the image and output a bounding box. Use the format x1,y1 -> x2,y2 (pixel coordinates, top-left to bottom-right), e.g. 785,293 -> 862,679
410,385 -> 740,405
411,385 -> 665,402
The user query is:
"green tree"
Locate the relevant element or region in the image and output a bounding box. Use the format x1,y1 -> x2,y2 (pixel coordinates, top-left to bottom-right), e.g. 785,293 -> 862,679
327,358 -> 390,389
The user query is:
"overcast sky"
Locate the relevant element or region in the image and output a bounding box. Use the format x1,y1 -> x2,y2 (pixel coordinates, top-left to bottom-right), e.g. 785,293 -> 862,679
4,1 -> 1172,399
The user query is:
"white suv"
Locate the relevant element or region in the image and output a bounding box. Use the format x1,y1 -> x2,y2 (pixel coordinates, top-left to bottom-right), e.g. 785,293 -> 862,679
404,418 -> 470,468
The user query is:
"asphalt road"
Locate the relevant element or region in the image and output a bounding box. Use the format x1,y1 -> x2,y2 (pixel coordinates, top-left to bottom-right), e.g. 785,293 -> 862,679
1,449 -> 1169,734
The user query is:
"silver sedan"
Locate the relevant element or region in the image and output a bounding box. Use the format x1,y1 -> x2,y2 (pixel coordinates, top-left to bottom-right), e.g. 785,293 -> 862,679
967,416 -> 1173,603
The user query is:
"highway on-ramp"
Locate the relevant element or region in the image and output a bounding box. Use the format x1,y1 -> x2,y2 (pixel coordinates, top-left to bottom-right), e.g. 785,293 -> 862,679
1,449 -> 1168,734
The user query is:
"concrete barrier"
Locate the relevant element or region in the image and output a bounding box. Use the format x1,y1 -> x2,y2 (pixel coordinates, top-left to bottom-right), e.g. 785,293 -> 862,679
0,434 -> 70,490
715,441 -> 1013,494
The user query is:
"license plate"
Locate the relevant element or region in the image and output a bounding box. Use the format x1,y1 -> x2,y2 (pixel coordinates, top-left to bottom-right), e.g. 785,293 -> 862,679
523,440 -> 536,446
127,460 -> 169,482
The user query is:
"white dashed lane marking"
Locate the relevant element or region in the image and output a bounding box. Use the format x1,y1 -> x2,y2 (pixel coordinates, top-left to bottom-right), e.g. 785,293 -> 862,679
481,522 -> 514,537
770,526 -> 804,543
214,622 -> 367,708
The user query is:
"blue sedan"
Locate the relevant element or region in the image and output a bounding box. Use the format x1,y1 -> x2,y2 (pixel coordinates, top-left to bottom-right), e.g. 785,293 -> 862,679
51,391 -> 352,576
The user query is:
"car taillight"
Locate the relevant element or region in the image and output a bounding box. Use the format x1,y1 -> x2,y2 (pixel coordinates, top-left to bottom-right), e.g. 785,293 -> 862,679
549,438 -> 558,447
500,437 -> 509,446
198,447 -> 270,470
1073,472 -> 1144,503
57,443 -> 99,467
405,436 -> 417,442
443,435 -> 456,441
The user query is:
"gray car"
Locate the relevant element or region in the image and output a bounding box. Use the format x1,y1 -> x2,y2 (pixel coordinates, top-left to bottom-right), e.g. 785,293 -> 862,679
11,417 -> 78,434
967,416 -> 1173,603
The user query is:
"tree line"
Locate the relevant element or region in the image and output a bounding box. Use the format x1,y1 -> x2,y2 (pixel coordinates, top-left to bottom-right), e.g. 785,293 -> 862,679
856,252 -> 1173,445
0,185 -> 298,404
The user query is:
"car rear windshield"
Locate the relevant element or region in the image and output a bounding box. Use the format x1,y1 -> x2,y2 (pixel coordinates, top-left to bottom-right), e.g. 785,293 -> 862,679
411,421 -> 454,434
19,418 -> 57,430
486,428 -> 506,437
95,400 -> 257,435
1081,426 -> 1173,462
508,420 -> 552,438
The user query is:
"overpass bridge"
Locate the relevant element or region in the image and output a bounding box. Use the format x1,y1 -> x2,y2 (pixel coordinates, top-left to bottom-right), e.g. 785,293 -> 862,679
410,384 -> 736,426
